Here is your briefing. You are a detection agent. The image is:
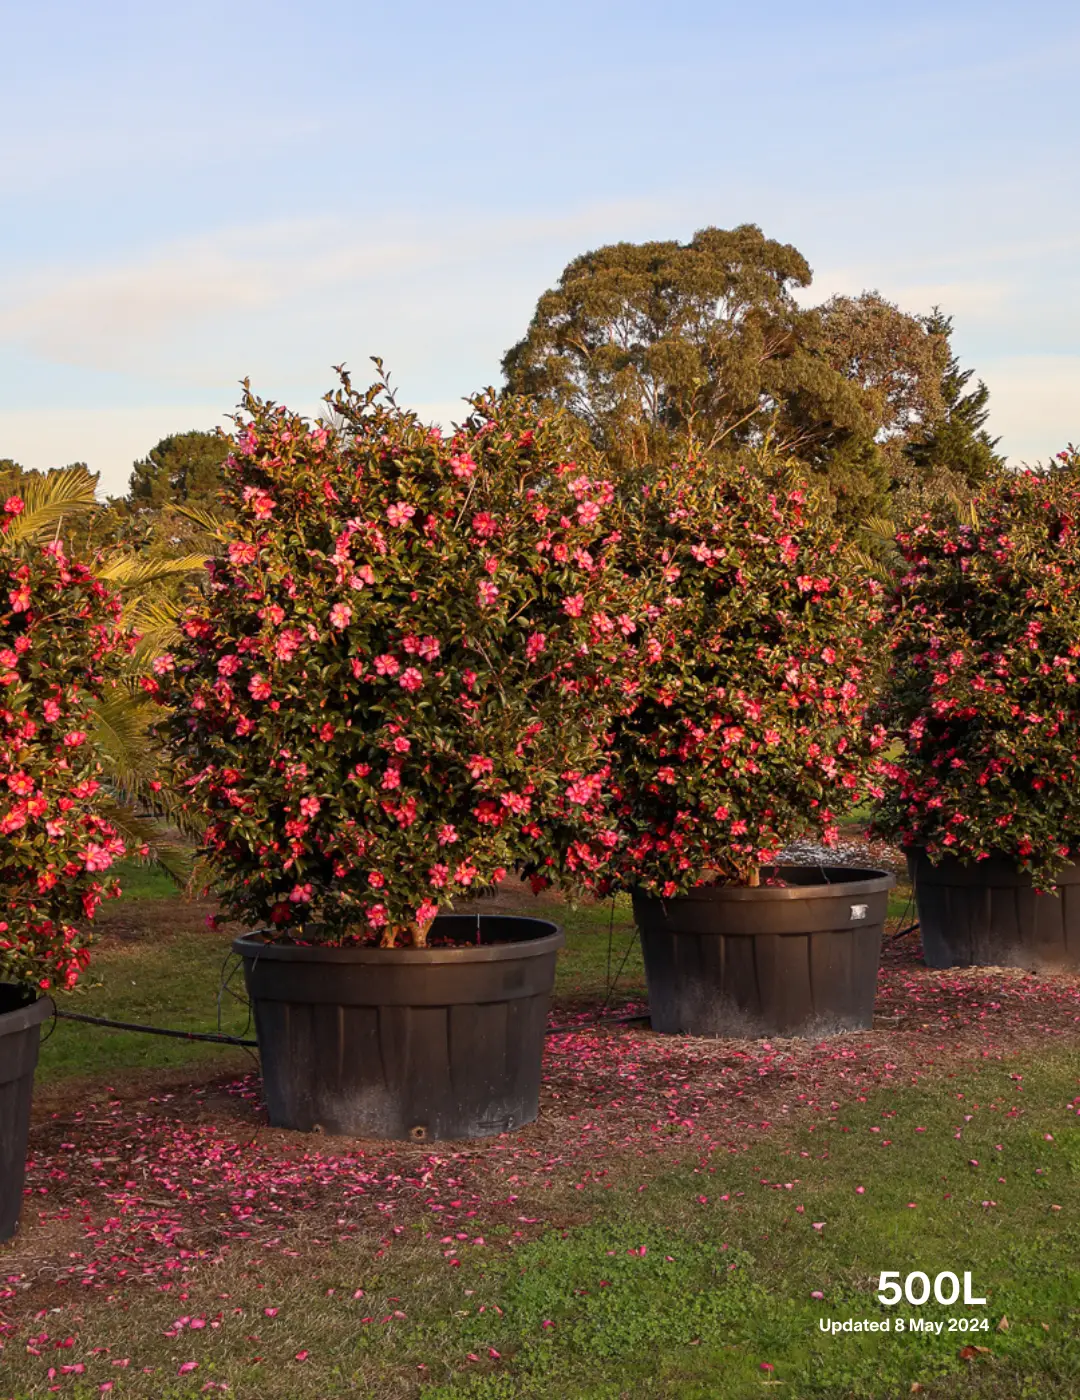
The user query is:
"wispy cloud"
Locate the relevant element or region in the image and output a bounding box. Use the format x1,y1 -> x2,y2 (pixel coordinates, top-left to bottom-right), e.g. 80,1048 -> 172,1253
0,200 -> 666,379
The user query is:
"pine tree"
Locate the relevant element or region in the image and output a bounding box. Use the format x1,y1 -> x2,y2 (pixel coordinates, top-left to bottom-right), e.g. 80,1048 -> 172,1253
903,310 -> 1004,490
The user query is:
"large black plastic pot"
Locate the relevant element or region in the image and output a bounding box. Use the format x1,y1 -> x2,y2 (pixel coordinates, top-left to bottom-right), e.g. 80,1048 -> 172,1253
909,849 -> 1080,971
234,915 -> 563,1140
0,986 -> 51,1244
633,865 -> 894,1038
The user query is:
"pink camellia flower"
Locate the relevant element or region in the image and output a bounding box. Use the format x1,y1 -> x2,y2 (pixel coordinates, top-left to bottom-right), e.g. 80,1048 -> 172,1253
299,796 -> 321,818
228,541 -> 258,567
472,512 -> 498,539
576,500 -> 601,526
562,594 -> 584,618
386,501 -> 416,528
349,565 -> 376,589
329,603 -> 352,630
288,883 -> 313,903
416,900 -> 439,924
451,453 -> 476,479
399,667 -> 423,692
418,635 -> 441,661
63,731 -> 87,748
152,653 -> 176,676
275,629 -> 304,661
374,654 -> 400,676
249,675 -> 272,700
477,580 -> 499,607
82,844 -> 116,873
437,824 -> 458,845
525,632 -> 546,661
3,495 -> 25,515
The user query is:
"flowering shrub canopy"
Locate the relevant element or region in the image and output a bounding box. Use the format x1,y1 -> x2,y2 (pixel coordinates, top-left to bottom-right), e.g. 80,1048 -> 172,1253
577,459 -> 888,896
874,459 -> 1080,888
1,500 -> 126,990
162,375 -> 643,946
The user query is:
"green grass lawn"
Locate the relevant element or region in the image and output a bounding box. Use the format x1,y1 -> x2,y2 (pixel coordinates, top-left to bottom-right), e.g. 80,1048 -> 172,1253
110,855 -> 187,900
346,1058 -> 1080,1399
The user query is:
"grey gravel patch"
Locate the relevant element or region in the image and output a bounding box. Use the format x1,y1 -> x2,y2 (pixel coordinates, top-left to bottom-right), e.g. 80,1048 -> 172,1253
778,837 -> 906,875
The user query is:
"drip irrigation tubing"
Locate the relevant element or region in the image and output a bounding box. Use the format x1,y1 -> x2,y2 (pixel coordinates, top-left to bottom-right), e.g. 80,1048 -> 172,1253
51,1009 -> 259,1046
51,1006 -> 648,1045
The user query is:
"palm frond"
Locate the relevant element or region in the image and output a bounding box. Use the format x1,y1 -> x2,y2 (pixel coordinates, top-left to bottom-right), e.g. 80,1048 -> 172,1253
174,503 -> 230,540
97,553 -> 210,586
6,466 -> 99,543
88,688 -> 160,805
187,853 -> 219,900
98,799 -> 194,888
122,596 -> 187,657
861,514 -> 897,544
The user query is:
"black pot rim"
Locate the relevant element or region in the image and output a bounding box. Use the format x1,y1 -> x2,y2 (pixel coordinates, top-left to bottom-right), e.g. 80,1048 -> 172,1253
233,914 -> 564,965
0,993 -> 52,1039
633,865 -> 895,904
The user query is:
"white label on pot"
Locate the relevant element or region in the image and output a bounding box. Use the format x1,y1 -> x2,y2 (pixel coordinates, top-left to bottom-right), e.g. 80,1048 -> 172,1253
850,904 -> 868,921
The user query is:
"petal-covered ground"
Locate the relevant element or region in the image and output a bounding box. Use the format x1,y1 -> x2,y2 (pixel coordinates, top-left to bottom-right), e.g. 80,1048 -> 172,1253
6,934 -> 1080,1318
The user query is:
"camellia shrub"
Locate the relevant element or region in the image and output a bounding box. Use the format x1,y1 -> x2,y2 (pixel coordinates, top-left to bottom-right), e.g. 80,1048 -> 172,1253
874,459 -> 1080,888
161,373 -> 643,947
1,498 -> 127,990
573,457 -> 889,896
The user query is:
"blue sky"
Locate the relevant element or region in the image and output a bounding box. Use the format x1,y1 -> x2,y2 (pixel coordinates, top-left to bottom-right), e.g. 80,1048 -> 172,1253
2,0 -> 1078,494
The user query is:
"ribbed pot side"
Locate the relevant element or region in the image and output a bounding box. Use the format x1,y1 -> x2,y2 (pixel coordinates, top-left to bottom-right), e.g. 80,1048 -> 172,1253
0,989 -> 51,1243
633,866 -> 894,1038
234,915 -> 563,1141
909,850 -> 1080,971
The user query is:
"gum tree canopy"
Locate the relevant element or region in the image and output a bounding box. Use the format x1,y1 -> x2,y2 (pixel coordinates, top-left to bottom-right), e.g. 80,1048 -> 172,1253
503,225 -> 989,524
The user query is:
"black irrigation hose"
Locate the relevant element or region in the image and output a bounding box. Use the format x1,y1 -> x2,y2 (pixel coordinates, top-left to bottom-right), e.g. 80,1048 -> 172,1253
53,1009 -> 259,1047
54,1006 -> 647,1045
